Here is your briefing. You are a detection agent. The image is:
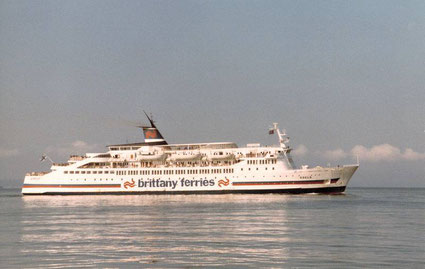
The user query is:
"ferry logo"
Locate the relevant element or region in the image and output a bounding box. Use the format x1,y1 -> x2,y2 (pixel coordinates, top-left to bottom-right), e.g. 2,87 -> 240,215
145,130 -> 158,139
218,178 -> 230,187
124,179 -> 136,189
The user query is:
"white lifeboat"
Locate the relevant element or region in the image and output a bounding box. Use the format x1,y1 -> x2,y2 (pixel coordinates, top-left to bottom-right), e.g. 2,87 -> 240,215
168,152 -> 202,161
137,152 -> 167,161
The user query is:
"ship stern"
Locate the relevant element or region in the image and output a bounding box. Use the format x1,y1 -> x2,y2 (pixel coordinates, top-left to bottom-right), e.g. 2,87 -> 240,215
22,172 -> 48,195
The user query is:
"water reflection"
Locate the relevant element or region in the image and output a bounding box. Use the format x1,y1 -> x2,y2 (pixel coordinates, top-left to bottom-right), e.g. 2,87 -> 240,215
20,195 -> 292,267
22,193 -> 292,207
8,189 -> 424,267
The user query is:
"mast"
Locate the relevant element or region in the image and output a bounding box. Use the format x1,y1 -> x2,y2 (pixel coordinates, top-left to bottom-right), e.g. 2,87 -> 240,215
143,111 -> 157,129
270,123 -> 295,169
271,123 -> 290,149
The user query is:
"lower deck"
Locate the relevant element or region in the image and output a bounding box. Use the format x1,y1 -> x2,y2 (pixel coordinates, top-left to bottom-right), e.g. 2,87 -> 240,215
22,164 -> 358,195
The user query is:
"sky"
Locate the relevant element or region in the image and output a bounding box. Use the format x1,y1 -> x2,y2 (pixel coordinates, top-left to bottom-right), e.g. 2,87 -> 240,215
1,0 -> 424,187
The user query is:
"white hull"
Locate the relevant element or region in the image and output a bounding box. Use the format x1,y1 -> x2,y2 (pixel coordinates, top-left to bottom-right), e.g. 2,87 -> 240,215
22,165 -> 358,195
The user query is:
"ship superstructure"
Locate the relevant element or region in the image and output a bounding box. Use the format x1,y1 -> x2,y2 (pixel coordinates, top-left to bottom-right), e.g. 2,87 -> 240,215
22,116 -> 358,195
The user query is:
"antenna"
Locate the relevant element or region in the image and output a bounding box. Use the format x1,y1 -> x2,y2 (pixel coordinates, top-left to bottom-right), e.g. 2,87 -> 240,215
143,110 -> 156,128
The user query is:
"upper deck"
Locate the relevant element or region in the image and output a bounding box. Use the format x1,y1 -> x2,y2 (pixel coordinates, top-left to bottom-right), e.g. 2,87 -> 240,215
108,142 -> 238,151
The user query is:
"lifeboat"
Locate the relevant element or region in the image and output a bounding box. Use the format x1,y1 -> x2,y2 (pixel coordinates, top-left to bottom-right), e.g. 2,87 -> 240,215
168,152 -> 202,161
137,152 -> 167,161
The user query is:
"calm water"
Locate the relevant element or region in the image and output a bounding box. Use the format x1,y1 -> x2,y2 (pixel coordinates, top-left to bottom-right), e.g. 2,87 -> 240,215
0,188 -> 424,268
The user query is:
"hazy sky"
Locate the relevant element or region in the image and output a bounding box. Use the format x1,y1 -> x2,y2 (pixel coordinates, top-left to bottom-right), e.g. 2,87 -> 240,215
1,0 -> 424,187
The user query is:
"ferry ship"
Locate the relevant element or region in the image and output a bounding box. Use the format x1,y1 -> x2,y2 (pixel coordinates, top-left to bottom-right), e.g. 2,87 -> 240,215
22,115 -> 358,195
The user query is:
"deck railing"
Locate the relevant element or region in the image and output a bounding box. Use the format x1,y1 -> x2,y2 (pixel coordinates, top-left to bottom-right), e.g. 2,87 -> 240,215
25,172 -> 48,176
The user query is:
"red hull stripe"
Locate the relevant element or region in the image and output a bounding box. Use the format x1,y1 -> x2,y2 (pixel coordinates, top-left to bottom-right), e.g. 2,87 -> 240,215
22,184 -> 121,188
232,178 -> 339,186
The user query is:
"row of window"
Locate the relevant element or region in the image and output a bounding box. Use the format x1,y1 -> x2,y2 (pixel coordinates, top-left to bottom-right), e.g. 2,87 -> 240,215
70,178 -> 118,181
65,166 -> 282,175
241,167 -> 275,171
139,160 -> 237,167
109,146 -> 138,151
64,166 -> 281,175
66,173 -> 319,183
117,168 -> 235,176
247,159 -> 277,165
80,162 -> 110,168
64,170 -> 115,175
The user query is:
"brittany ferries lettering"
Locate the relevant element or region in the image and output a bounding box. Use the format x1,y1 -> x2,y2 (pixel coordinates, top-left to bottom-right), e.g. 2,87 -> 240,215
22,114 -> 358,195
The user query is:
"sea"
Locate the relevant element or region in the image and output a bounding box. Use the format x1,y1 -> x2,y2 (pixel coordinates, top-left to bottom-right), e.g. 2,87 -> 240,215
0,188 -> 424,268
